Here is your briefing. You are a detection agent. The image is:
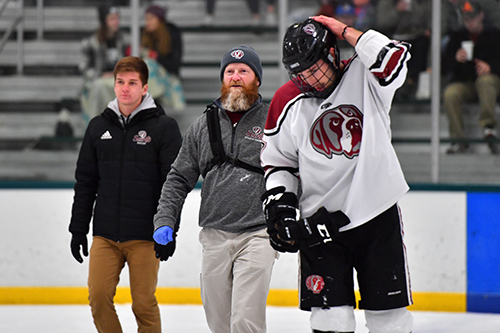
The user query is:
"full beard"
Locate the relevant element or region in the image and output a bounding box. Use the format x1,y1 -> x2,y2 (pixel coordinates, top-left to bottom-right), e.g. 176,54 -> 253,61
220,79 -> 260,112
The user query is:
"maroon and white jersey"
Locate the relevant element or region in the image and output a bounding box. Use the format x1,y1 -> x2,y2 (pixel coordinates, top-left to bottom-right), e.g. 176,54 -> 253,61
261,30 -> 411,231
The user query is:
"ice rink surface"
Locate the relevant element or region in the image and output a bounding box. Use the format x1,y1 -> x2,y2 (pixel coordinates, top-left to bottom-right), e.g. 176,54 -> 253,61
1,304 -> 500,332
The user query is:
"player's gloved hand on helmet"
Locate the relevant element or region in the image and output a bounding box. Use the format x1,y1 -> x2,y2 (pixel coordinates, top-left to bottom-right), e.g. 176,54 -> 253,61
70,232 -> 88,264
301,207 -> 350,248
153,226 -> 176,261
261,186 -> 301,252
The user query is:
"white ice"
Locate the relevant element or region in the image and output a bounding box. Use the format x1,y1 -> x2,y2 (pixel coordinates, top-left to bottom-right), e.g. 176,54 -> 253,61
1,305 -> 500,332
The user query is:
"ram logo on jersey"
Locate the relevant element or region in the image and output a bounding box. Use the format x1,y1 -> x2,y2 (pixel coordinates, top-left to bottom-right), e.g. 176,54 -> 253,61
310,104 -> 363,159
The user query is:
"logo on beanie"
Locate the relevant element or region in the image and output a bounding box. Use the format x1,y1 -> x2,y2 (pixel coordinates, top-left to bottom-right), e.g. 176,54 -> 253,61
303,23 -> 316,35
305,274 -> 325,294
231,50 -> 245,59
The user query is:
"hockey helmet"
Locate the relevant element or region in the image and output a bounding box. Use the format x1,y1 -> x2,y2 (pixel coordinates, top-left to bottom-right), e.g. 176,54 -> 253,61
282,18 -> 340,97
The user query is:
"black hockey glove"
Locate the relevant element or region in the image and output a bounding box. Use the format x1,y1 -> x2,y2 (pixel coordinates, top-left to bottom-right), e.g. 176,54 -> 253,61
155,238 -> 176,261
261,186 -> 300,253
70,232 -> 88,264
269,232 -> 300,253
301,207 -> 350,248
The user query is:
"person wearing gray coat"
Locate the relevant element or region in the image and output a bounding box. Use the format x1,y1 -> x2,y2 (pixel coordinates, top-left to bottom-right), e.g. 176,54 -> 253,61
153,45 -> 276,333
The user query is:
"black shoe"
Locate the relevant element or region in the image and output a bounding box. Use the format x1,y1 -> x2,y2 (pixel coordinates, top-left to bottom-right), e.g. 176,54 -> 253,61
446,143 -> 470,154
483,127 -> 498,155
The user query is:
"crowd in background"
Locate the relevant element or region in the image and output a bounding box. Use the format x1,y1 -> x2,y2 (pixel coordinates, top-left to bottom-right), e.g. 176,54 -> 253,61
317,0 -> 499,100
79,2 -> 185,125
77,0 -> 500,155
313,0 -> 500,154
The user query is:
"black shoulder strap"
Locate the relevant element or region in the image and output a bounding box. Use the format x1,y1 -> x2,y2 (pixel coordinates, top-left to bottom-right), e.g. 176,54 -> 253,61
227,157 -> 265,175
205,103 -> 264,175
205,103 -> 227,166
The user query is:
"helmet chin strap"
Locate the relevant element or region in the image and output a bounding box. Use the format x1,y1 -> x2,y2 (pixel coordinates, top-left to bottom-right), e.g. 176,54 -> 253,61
327,53 -> 335,64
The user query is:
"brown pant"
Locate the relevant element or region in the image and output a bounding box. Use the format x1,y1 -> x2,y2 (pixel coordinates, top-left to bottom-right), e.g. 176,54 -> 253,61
88,236 -> 161,333
444,74 -> 500,139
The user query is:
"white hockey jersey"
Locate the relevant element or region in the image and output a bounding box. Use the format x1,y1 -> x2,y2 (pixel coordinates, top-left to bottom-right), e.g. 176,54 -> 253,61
261,30 -> 411,231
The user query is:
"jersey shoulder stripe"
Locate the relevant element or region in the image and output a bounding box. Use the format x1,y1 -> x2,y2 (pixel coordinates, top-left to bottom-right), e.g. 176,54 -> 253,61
265,80 -> 307,136
369,41 -> 411,86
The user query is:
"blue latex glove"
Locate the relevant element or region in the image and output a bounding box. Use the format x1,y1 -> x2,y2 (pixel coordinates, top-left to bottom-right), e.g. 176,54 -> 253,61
153,226 -> 174,245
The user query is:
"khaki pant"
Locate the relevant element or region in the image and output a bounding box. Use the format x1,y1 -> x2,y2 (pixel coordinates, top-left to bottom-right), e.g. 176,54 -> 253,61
88,236 -> 161,333
199,228 -> 277,333
444,74 -> 500,139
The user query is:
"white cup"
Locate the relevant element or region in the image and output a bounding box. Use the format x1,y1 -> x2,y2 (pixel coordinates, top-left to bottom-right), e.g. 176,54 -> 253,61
404,0 -> 412,11
461,40 -> 474,61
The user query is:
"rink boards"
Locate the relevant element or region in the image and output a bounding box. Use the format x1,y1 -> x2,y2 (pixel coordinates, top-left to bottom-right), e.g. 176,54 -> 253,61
0,182 -> 498,313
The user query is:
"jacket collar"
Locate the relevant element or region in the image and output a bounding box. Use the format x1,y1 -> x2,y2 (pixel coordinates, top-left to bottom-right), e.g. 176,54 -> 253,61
104,93 -> 159,126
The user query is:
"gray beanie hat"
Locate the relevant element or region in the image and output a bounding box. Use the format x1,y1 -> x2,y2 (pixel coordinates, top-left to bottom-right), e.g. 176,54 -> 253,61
220,45 -> 263,86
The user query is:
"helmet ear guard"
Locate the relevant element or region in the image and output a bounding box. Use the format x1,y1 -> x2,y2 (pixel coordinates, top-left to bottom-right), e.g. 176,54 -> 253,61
282,18 -> 340,98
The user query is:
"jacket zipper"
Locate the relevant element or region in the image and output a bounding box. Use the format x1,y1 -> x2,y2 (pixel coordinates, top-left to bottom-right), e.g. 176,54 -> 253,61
230,122 -> 237,154
116,121 -> 128,243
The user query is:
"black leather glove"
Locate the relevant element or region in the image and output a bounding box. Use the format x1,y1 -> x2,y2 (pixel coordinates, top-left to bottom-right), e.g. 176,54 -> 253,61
70,232 -> 88,264
261,186 -> 300,253
155,238 -> 176,261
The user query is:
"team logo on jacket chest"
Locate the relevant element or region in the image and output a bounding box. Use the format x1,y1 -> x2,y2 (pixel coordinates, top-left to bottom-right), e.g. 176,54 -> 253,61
245,126 -> 264,143
133,130 -> 151,145
310,104 -> 363,159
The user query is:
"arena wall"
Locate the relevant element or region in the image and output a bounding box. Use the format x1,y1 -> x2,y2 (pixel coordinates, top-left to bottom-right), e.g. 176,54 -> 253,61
0,184 -> 498,313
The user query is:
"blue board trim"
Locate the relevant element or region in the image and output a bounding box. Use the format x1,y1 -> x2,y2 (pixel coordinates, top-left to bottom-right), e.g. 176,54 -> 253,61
467,192 -> 500,313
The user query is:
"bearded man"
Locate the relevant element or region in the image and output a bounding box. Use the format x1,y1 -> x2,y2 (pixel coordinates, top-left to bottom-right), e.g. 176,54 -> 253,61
152,45 -> 276,333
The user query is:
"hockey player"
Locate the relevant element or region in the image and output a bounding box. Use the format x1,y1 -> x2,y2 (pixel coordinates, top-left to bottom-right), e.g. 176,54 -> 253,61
260,16 -> 414,333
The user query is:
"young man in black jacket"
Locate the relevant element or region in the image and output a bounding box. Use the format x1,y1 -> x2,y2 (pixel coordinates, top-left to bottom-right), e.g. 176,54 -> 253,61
69,56 -> 182,333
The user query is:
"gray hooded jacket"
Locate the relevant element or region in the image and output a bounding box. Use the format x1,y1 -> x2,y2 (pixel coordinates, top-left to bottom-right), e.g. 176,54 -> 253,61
154,97 -> 268,233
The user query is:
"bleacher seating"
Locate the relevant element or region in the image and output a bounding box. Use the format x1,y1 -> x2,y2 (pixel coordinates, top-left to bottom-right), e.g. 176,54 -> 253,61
0,0 -> 499,184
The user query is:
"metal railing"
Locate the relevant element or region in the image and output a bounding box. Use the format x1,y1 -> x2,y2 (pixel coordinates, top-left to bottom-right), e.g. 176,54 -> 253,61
0,0 -> 24,74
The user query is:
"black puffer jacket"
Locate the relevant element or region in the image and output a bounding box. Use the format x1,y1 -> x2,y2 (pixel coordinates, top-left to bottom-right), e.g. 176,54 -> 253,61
69,97 -> 182,242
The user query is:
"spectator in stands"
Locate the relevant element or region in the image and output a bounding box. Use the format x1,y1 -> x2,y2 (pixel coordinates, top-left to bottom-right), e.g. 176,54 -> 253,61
141,4 -> 186,112
443,0 -> 500,154
79,5 -> 130,124
441,0 -> 500,55
352,0 -> 376,32
334,1 -> 375,32
69,56 -> 182,333
334,3 -> 356,27
203,0 -> 277,26
443,0 -> 500,35
375,0 -> 432,101
316,0 -> 338,17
